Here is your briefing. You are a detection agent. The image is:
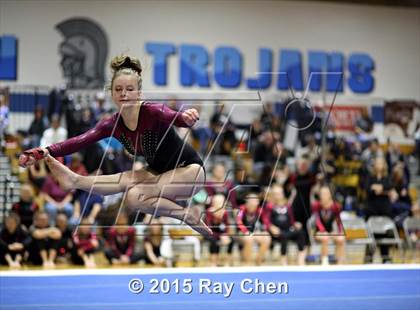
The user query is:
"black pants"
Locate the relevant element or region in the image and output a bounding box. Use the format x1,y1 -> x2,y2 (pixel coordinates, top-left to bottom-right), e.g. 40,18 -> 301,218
0,249 -> 25,265
27,238 -> 58,265
209,237 -> 234,255
271,229 -> 306,255
104,248 -> 143,264
365,230 -> 394,263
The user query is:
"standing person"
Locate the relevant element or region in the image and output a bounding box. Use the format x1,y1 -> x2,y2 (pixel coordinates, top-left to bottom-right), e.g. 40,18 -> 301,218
365,157 -> 394,263
289,157 -> 316,244
19,55 -> 211,238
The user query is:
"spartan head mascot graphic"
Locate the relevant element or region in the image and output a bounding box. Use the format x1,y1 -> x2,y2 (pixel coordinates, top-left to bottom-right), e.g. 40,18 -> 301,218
56,18 -> 108,89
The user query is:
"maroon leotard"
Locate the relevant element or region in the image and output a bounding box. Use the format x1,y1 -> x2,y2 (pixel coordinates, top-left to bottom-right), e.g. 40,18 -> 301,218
47,102 -> 203,174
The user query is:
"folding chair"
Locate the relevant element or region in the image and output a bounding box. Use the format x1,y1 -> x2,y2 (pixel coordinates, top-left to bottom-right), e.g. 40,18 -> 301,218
342,217 -> 376,262
403,216 -> 420,261
367,216 -> 404,262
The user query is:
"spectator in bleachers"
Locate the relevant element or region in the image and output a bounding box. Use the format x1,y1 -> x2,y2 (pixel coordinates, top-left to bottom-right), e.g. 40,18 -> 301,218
253,130 -> 281,165
205,163 -> 238,209
205,194 -> 234,267
361,139 -> 383,168
236,192 -> 271,265
78,107 -> 96,135
0,213 -> 30,268
28,105 -> 49,148
28,211 -> 61,268
296,134 -> 319,165
40,114 -> 67,148
274,165 -> 293,198
389,164 -> 412,228
386,141 -> 410,184
72,218 -> 98,268
355,108 -> 374,144
233,162 -> 256,206
249,118 -> 264,149
312,186 -> 345,265
73,188 -> 103,225
69,153 -> 88,176
143,219 -> 168,267
92,92 -> 107,122
28,160 -> 48,191
408,201 -> 420,249
365,156 -> 393,263
191,104 -> 212,155
12,183 -> 39,229
262,185 -> 306,265
55,213 -> 74,264
104,212 -> 141,265
41,173 -> 74,223
0,93 -> 9,138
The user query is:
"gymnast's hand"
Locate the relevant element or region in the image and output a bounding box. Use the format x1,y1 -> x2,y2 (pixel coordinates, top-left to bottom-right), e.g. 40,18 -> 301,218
181,108 -> 200,126
18,147 -> 50,168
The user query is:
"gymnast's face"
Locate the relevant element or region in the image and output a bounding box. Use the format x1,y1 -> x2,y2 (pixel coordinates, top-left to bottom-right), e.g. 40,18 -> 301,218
111,74 -> 141,109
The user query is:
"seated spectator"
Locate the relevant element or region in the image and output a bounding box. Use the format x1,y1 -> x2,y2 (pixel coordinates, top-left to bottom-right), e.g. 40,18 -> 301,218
12,183 -> 39,229
236,192 -> 271,265
205,163 -> 238,209
92,91 -> 107,122
390,164 -> 412,228
253,130 -> 282,165
73,188 -> 103,225
72,218 -> 99,268
104,212 -> 141,265
408,201 -> 420,250
262,185 -> 306,265
55,213 -> 74,264
69,153 -> 88,176
0,213 -> 31,269
190,104 -> 212,155
28,160 -> 48,191
40,113 -> 67,147
205,194 -> 234,266
27,105 -> 49,148
28,211 -> 61,268
143,219 -> 168,267
361,139 -> 384,169
364,156 -> 393,263
312,186 -> 345,265
355,108 -> 374,144
41,174 -> 74,223
233,162 -> 257,206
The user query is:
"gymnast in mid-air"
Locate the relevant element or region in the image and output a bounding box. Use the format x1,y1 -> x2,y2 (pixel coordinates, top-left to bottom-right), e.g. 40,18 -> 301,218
19,55 -> 213,238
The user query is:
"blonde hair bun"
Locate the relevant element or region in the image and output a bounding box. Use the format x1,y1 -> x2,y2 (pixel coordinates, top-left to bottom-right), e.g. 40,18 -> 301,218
110,55 -> 142,75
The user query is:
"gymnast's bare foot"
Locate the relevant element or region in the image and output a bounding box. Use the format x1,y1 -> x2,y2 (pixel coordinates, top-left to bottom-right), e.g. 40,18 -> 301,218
44,155 -> 78,191
184,205 -> 214,239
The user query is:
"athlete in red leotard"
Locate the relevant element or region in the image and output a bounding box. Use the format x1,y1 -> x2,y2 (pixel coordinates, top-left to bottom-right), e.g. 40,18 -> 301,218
19,55 -> 213,238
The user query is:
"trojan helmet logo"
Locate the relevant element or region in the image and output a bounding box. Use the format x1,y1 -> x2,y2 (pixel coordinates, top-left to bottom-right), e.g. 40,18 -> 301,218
55,17 -> 108,89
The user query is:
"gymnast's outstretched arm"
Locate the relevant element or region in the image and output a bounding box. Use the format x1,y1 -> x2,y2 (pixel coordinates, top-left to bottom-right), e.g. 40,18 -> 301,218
46,114 -> 116,157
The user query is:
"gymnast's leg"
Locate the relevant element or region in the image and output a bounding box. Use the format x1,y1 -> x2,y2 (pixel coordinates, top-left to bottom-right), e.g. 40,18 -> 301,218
45,155 -> 212,237
45,155 -> 158,195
